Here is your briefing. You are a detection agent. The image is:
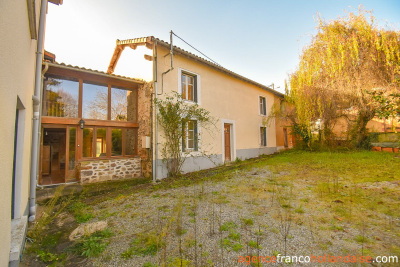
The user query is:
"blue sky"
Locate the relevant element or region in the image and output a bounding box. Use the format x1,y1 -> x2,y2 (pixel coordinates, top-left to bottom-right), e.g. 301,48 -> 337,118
46,0 -> 400,94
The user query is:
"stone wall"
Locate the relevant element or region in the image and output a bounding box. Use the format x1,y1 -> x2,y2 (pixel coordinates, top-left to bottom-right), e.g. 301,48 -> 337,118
137,82 -> 153,178
79,157 -> 141,183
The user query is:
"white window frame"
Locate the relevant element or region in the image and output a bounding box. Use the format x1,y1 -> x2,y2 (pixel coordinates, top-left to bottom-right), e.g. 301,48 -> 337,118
182,119 -> 202,155
178,68 -> 201,104
260,125 -> 267,147
183,120 -> 197,151
259,96 -> 267,116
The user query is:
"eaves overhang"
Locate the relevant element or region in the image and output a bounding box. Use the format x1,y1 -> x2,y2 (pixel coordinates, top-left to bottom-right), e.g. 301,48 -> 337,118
107,36 -> 284,98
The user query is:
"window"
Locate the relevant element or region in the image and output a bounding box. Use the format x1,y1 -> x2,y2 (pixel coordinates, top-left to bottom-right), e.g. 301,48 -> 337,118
42,70 -> 139,163
259,96 -> 266,115
183,120 -> 198,151
68,127 -> 76,170
260,127 -> 267,146
180,69 -> 199,103
111,87 -> 137,121
96,128 -> 107,157
82,127 -> 136,158
112,129 -> 122,156
43,77 -> 79,118
82,128 -> 94,157
83,82 -> 108,120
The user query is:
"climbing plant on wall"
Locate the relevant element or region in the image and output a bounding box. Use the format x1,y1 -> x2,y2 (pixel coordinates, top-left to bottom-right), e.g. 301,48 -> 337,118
155,92 -> 214,177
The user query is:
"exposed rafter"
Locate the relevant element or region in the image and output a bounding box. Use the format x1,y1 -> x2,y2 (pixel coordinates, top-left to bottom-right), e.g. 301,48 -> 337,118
107,37 -> 153,74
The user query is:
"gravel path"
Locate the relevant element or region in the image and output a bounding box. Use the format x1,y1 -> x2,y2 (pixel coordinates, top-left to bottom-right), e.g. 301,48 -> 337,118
88,167 -> 386,267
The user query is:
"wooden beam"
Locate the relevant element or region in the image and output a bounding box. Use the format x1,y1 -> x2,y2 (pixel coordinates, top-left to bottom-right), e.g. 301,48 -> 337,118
144,54 -> 153,61
106,128 -> 112,157
41,117 -> 139,127
65,126 -> 70,177
145,42 -> 153,50
122,128 -> 126,156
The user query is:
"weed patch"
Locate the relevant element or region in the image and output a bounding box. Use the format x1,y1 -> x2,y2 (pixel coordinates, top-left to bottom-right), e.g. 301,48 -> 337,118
69,201 -> 93,223
122,232 -> 164,258
73,229 -> 113,258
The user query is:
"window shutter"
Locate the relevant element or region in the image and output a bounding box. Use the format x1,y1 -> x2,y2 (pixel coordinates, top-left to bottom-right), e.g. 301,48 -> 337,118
194,121 -> 198,151
182,121 -> 186,152
194,76 -> 198,103
263,128 -> 267,146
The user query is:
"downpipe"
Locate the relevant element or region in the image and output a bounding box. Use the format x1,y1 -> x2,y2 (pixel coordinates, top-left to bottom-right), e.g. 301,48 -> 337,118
29,0 -> 48,222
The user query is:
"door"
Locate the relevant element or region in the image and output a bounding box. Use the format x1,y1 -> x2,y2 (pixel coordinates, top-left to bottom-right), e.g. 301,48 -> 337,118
42,145 -> 51,175
40,128 -> 66,185
224,123 -> 231,161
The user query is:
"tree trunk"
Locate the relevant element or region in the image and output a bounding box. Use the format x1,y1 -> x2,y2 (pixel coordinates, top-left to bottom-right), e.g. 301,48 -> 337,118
351,109 -> 375,148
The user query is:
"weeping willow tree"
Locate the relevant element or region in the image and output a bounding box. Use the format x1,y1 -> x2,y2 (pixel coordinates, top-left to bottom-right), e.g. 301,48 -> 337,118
287,8 -> 400,148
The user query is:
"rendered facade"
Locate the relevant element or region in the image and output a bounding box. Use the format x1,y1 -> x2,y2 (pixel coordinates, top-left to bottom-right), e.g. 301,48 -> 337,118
0,0 -> 62,265
107,37 -> 291,179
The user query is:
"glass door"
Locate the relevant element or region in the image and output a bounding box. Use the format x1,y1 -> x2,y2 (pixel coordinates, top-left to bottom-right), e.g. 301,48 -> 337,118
41,128 -> 66,185
66,126 -> 77,183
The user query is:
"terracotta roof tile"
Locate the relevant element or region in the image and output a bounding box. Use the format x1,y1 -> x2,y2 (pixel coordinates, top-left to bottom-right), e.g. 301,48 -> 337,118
45,61 -> 145,84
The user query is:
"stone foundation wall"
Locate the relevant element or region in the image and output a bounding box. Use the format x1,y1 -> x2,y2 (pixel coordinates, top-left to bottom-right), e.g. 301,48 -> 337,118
79,157 -> 141,183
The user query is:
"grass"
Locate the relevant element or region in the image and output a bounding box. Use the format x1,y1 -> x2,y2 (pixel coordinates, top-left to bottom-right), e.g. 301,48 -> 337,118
24,150 -> 400,266
68,201 -> 93,223
241,217 -> 254,226
73,229 -> 113,258
220,221 -> 238,232
121,231 -> 164,258
248,240 -> 262,249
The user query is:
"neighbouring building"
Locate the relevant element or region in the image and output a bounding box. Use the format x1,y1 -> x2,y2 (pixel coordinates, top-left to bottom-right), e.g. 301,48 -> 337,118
107,36 -> 291,179
0,0 -> 62,265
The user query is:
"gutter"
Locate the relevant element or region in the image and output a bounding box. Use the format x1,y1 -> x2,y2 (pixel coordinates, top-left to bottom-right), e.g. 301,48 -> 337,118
29,0 -> 47,222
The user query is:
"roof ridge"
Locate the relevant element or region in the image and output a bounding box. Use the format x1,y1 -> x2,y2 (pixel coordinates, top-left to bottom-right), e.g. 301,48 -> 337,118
113,36 -> 284,97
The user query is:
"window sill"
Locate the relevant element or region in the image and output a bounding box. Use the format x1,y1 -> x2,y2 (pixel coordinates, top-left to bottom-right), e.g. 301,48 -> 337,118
182,99 -> 198,105
181,151 -> 202,157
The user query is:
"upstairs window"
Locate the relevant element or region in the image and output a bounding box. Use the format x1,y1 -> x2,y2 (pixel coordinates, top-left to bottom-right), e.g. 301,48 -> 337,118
260,127 -> 267,146
112,87 -> 136,121
182,120 -> 198,151
259,96 -> 266,115
83,82 -> 108,120
43,77 -> 79,118
181,72 -> 198,102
